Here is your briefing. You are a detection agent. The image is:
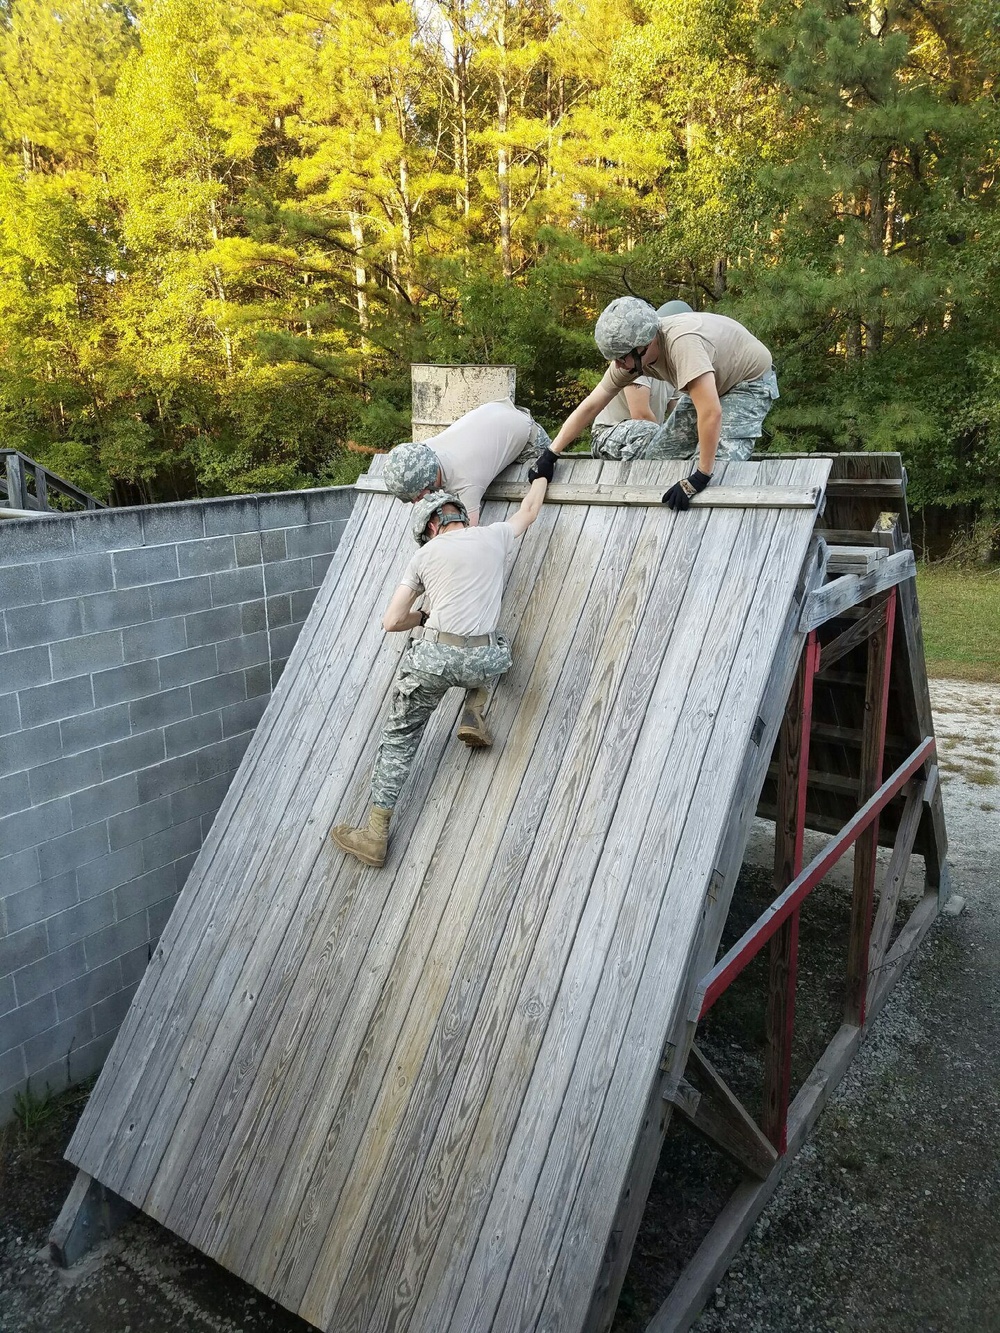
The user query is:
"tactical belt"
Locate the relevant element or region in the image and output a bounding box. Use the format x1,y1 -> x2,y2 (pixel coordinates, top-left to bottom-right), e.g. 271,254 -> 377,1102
411,625 -> 494,648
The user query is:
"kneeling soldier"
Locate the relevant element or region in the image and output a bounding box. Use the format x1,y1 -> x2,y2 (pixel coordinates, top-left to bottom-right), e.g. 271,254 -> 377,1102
331,467 -> 552,867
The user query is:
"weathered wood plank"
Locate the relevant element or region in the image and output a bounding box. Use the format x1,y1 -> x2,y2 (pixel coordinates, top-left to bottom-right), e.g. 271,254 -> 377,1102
684,1046 -> 779,1180
866,777 -> 927,994
826,545 -> 886,574
818,600 -> 889,673
799,550 -> 915,631
356,473 -> 823,510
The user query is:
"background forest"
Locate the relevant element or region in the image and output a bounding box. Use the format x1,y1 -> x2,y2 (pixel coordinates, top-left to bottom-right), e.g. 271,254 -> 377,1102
1,0 -> 998,528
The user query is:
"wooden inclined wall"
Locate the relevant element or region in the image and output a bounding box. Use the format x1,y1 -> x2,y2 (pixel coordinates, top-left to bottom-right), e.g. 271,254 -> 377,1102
67,455 -> 831,1333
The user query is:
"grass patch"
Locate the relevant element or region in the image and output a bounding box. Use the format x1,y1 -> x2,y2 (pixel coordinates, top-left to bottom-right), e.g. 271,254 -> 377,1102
916,566 -> 1000,683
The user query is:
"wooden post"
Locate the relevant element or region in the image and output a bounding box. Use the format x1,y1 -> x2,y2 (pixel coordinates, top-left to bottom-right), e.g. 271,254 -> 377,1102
844,589 -> 897,1025
6,452 -> 28,509
762,633 -> 817,1152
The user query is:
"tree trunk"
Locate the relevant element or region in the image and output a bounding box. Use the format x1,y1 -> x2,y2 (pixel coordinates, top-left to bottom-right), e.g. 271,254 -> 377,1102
349,210 -> 369,332
496,7 -> 513,278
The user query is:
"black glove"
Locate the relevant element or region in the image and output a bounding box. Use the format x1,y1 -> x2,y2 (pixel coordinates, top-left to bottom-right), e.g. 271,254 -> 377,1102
662,468 -> 712,511
527,447 -> 558,484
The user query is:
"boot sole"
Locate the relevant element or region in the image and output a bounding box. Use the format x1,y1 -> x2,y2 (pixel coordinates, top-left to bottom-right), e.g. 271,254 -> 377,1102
457,728 -> 492,748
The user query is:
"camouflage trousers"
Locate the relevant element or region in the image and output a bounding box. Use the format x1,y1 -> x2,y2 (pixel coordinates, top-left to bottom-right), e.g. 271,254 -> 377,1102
370,634 -> 513,809
590,369 -> 779,464
513,417 -> 553,464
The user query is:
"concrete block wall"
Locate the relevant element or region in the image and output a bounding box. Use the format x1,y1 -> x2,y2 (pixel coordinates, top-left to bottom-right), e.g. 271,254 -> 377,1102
0,487 -> 354,1122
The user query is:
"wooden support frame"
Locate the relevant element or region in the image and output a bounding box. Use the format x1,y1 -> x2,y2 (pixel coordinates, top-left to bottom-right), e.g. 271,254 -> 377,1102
49,1169 -> 136,1268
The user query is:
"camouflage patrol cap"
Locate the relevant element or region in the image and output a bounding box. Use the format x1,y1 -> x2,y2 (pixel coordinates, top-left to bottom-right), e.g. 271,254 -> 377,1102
594,297 -> 660,361
657,299 -> 693,317
383,441 -> 441,501
411,490 -> 469,546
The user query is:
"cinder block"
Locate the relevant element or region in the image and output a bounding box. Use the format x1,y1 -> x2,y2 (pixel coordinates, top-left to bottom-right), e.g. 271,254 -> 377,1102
1,644 -> 52,693
23,1009 -> 95,1073
291,587 -> 319,622
235,532 -> 262,566
158,643 -> 218,690
0,562 -> 43,610
258,493 -> 309,530
40,552 -> 114,602
196,730 -> 252,783
173,851 -> 198,890
80,585 -> 152,634
149,575 -> 213,620
12,940 -> 86,1005
265,594 -> 292,629
0,847 -> 41,896
163,711 -> 222,760
210,566 -> 264,608
129,684 -> 192,734
121,616 -> 188,663
135,752 -> 199,803
0,922 -> 47,977
112,544 -> 179,589
93,659 -> 160,709
37,822 -> 110,882
114,863 -> 176,920
62,703 -> 132,758
19,674 -> 94,729
0,993 -> 58,1055
241,599 -> 267,635
271,657 -> 288,688
69,773 -> 138,830
245,663 -> 272,700
264,557 -> 313,597
100,729 -> 166,781
54,958 -> 122,1023
0,1048 -> 26,1096
141,503 -> 205,545
141,817 -> 203,872
7,597 -> 84,650
92,982 -> 139,1037
216,630 -> 270,674
5,870 -> 79,934
285,522 -> 334,559
28,749 -> 103,805
177,535 -> 237,577
0,517 -> 75,564
0,614 -> 6,653
148,893 -> 179,941
312,552 -> 334,583
190,670 -> 246,715
185,602 -> 241,648
169,772 -> 231,827
261,529 -> 287,563
77,842 -> 144,900
0,796 -> 72,859
269,622 -> 304,661
0,770 -> 30,817
46,892 -> 115,954
0,974 -> 13,1017
108,795 -> 172,851
203,495 -> 259,537
50,629 -> 124,682
221,694 -> 268,739
72,508 -> 143,553
0,693 -> 19,736
120,942 -> 151,987
305,487 -> 354,525
84,908 -> 149,971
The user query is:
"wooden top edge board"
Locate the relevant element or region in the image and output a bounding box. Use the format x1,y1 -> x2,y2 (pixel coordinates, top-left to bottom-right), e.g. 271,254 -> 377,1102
800,549 -> 916,631
355,475 -> 823,511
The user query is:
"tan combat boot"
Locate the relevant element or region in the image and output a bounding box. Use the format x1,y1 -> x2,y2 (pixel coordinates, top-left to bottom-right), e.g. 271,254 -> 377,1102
330,805 -> 393,867
457,686 -> 492,748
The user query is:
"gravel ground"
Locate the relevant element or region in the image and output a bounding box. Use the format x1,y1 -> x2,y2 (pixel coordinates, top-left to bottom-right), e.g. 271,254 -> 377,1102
1,679 -> 997,1333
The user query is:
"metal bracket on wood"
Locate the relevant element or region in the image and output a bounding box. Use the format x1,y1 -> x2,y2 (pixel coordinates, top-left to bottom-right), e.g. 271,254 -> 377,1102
49,1169 -> 136,1268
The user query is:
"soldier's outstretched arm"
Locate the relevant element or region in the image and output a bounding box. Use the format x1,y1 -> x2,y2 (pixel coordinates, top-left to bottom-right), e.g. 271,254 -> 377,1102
508,477 -> 548,538
548,382 -> 619,454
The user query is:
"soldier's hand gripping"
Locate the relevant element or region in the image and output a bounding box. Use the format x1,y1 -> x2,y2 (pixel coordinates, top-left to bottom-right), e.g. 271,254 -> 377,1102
662,468 -> 712,511
527,447 -> 559,484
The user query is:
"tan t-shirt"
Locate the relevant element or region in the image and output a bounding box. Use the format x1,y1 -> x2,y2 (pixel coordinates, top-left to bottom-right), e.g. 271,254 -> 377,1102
599,312 -> 771,400
429,399 -> 533,517
593,374 -> 675,428
401,521 -> 518,636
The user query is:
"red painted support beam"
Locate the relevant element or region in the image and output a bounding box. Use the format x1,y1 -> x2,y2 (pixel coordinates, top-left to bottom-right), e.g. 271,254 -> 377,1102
694,732 -> 936,1022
